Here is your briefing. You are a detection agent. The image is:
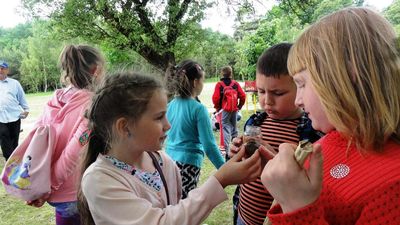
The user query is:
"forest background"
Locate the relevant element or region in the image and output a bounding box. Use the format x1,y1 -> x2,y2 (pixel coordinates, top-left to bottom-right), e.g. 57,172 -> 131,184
0,0 -> 399,94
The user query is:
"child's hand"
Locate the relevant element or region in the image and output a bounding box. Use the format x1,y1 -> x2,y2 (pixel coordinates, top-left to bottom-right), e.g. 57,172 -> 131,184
257,140 -> 277,160
215,147 -> 263,188
257,144 -> 277,168
26,192 -> 50,208
261,143 -> 323,213
228,136 -> 244,158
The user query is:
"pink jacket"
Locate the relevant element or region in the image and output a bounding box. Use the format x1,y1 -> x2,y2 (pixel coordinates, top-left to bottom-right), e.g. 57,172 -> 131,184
82,152 -> 228,225
37,87 -> 92,202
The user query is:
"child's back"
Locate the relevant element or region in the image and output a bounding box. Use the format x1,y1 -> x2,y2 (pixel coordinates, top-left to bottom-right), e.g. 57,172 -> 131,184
165,60 -> 225,199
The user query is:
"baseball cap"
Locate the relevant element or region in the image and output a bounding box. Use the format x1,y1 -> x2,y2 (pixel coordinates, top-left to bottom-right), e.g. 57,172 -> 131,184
0,61 -> 9,68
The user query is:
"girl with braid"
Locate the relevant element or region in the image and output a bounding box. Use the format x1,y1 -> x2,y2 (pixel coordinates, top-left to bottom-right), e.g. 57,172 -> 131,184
165,60 -> 225,199
78,72 -> 265,225
26,44 -> 105,225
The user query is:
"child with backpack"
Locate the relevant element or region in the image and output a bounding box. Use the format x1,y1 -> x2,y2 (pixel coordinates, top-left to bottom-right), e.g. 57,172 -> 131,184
12,45 -> 105,224
212,66 -> 246,161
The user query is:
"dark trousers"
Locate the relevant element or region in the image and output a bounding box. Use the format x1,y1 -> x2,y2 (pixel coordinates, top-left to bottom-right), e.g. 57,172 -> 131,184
233,185 -> 240,225
0,119 -> 21,160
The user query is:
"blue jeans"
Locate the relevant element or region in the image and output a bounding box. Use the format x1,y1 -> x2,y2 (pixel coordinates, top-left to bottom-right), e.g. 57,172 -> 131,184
221,110 -> 238,158
48,201 -> 80,225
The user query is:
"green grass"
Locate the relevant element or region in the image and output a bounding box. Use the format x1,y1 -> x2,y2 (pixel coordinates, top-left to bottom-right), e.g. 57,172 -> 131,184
0,89 -> 254,225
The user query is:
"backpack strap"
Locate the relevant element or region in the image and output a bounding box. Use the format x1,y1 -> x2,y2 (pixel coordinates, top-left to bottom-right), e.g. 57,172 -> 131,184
148,152 -> 170,205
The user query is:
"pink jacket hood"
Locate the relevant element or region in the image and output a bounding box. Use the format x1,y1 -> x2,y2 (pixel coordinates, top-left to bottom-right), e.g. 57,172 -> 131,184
39,89 -> 92,126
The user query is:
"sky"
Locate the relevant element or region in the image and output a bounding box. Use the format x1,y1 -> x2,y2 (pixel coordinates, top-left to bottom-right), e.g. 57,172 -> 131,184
0,0 -> 395,36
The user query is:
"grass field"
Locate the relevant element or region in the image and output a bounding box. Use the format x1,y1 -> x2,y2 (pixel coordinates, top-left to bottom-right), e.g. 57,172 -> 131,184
0,82 -> 258,225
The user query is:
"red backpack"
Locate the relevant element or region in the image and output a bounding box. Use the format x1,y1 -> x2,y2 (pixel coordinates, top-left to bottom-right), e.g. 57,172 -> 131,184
220,81 -> 238,112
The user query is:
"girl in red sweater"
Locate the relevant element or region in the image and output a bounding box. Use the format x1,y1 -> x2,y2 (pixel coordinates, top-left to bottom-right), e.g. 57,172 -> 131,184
261,7 -> 400,224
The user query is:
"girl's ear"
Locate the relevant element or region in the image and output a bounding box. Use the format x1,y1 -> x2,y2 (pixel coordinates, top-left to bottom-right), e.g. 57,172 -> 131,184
115,117 -> 130,138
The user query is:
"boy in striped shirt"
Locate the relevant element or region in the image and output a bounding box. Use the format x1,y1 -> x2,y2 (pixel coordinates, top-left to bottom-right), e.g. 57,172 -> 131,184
229,43 -> 322,225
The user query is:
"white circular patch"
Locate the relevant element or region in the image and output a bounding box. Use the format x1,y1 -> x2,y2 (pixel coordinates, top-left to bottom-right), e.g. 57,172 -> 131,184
330,164 -> 350,179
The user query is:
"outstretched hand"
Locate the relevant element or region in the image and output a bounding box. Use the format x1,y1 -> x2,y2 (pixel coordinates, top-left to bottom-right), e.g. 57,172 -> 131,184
229,136 -> 276,159
215,147 -> 263,188
261,143 -> 323,213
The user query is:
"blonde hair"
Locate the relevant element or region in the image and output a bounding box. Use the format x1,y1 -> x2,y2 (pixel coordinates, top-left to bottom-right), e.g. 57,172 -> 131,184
288,7 -> 400,151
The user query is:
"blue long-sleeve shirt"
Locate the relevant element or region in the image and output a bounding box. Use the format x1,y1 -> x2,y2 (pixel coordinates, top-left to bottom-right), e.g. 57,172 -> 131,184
166,97 -> 224,169
0,77 -> 29,123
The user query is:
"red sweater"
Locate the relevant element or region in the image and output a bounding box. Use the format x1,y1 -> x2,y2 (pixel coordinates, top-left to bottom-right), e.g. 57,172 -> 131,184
268,131 -> 400,224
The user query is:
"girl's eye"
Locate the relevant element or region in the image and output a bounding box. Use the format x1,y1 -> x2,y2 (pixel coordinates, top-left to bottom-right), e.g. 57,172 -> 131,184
258,89 -> 265,94
157,113 -> 166,120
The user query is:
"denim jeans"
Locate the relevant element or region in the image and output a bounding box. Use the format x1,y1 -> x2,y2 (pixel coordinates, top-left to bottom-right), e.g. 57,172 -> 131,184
221,110 -> 238,157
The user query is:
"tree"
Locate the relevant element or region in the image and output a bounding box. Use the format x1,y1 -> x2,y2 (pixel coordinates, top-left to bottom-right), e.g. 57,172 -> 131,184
19,21 -> 61,92
22,0 -> 210,71
0,24 -> 33,78
277,0 -> 322,25
384,0 -> 400,35
233,0 -> 357,80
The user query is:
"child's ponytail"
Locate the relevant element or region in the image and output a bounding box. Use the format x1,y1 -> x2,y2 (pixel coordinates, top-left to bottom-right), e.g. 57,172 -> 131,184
165,60 -> 204,99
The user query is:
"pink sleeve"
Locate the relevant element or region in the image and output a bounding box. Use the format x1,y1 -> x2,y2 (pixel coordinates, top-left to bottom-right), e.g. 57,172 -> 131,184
83,172 -> 228,225
50,117 -> 88,191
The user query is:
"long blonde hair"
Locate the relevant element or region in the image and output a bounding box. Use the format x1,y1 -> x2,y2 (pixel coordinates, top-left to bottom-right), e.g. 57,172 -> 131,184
288,7 -> 400,151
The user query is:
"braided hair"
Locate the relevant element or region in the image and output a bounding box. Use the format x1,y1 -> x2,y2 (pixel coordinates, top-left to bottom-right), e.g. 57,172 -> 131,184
78,71 -> 163,225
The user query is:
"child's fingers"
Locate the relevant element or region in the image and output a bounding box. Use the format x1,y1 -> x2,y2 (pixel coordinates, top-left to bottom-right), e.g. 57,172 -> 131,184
309,144 -> 323,186
242,151 -> 264,181
258,145 -> 276,161
231,146 -> 246,162
232,136 -> 243,146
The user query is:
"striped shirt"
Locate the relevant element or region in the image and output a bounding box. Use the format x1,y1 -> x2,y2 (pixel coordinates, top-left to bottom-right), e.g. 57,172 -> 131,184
238,115 -> 300,225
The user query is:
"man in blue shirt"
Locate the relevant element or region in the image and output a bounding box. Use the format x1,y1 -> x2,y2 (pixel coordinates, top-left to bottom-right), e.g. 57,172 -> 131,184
0,61 -> 29,160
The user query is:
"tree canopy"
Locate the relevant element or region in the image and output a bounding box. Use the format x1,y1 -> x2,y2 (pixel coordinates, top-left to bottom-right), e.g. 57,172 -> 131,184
0,0 -> 398,92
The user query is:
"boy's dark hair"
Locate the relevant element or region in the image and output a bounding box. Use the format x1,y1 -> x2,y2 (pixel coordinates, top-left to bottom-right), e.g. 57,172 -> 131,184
256,43 -> 292,78
221,66 -> 232,78
165,59 -> 204,98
